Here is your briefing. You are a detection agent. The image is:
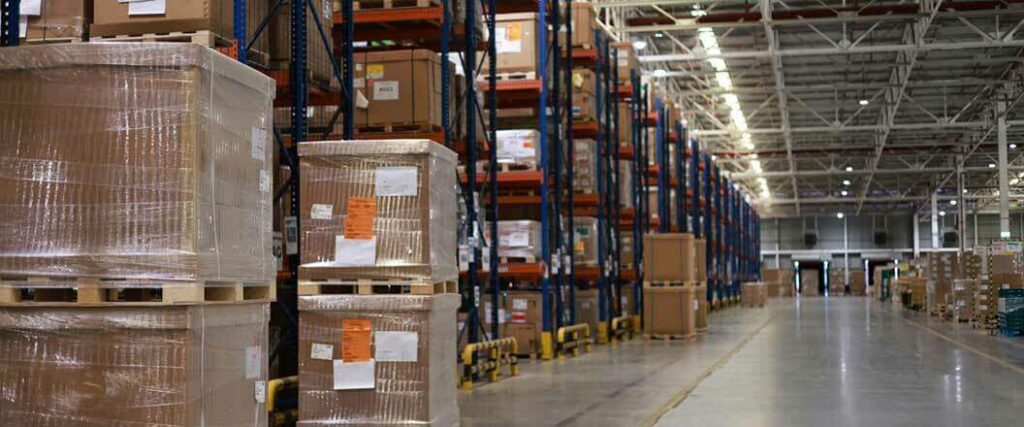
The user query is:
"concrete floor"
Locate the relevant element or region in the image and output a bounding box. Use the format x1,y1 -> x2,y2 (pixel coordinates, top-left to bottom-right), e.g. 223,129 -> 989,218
459,297 -> 1024,427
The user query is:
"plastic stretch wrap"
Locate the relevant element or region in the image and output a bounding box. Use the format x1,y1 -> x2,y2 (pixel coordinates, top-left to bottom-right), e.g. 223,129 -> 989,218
298,294 -> 460,426
574,217 -> 598,266
494,130 -> 540,169
299,140 -> 458,283
573,139 -> 597,193
22,0 -> 88,40
0,43 -> 276,285
618,160 -> 634,208
0,303 -> 270,426
484,220 -> 541,260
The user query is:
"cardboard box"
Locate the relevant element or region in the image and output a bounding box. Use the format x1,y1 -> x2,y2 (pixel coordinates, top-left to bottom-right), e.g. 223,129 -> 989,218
22,0 -> 90,41
766,281 -> 780,298
574,217 -> 599,266
990,254 -> 1019,274
643,285 -> 696,337
575,288 -> 601,337
571,68 -> 596,95
298,294 -> 459,426
850,270 -> 867,295
742,282 -> 766,307
270,0 -> 335,85
298,139 -> 458,283
354,49 -> 450,129
643,233 -> 696,282
573,92 -> 597,122
621,283 -> 637,316
503,291 -> 554,355
694,284 -> 709,331
620,230 -> 635,268
695,238 -> 707,281
92,0 -> 272,63
0,44 -> 275,283
486,13 -> 538,74
0,303 -> 269,426
612,42 -> 638,82
568,2 -> 596,48
485,220 -> 542,260
800,269 -> 820,296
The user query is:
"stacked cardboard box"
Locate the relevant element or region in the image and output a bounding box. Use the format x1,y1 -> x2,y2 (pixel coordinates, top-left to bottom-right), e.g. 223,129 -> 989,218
644,285 -> 697,339
643,233 -> 697,283
800,269 -> 820,296
574,217 -> 600,266
828,268 -> 846,295
850,270 -> 867,296
694,284 -> 709,332
484,220 -> 543,261
642,233 -> 699,338
296,139 -> 460,425
741,282 -> 767,308
353,49 -> 452,131
951,279 -> 975,322
481,290 -> 555,357
0,44 -> 276,423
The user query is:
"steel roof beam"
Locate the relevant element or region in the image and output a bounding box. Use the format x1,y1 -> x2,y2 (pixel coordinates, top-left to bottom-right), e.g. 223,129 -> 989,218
638,39 -> 1024,61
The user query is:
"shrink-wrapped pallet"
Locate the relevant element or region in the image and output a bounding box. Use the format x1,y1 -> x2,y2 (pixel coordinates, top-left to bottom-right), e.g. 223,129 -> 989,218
299,139 -> 458,283
0,43 -> 276,285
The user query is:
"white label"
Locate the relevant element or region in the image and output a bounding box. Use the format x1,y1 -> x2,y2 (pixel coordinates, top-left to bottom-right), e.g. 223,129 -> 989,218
311,203 -> 334,220
284,216 -> 299,255
354,78 -> 366,89
311,343 -> 334,361
322,0 -> 332,20
335,236 -> 377,266
375,331 -> 418,362
333,359 -> 376,390
245,346 -> 261,379
373,81 -> 400,101
251,127 -> 267,160
18,16 -> 27,38
375,167 -> 418,196
254,381 -> 267,403
694,299 -> 700,311
128,0 -> 166,16
512,298 -> 528,311
22,0 -> 41,16
507,231 -> 531,247
497,137 -> 536,160
259,169 -> 271,192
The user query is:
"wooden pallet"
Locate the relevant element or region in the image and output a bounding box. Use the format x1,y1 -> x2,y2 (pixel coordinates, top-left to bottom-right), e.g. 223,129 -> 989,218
90,30 -> 270,65
645,333 -> 695,341
354,0 -> 439,10
499,256 -> 537,264
357,122 -> 443,134
495,71 -> 537,81
643,281 -> 693,288
23,37 -> 85,45
298,279 -> 457,296
0,276 -> 274,305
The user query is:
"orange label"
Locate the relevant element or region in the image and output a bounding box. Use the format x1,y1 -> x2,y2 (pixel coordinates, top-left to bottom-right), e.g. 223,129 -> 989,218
341,319 -> 372,362
346,197 -> 377,240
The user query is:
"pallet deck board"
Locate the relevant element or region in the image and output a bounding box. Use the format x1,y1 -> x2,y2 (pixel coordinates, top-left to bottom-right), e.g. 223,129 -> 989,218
298,279 -> 457,296
0,276 -> 274,305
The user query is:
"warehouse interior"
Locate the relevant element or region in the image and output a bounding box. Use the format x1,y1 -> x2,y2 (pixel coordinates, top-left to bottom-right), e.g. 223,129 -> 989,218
0,0 -> 1022,426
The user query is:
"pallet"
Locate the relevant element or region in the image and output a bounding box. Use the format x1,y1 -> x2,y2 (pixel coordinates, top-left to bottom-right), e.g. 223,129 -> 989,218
354,0 -> 439,10
23,37 -> 85,45
298,279 -> 457,296
645,333 -> 695,341
0,276 -> 274,305
499,256 -> 537,264
494,71 -> 537,82
643,280 -> 694,288
90,30 -> 270,65
356,122 -> 443,134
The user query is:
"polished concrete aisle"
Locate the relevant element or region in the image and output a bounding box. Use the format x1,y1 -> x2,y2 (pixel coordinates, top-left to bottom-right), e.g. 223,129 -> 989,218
459,298 -> 1024,427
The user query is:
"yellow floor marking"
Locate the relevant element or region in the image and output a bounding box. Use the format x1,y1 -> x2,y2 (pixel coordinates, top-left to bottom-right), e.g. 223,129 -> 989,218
899,316 -> 1024,376
639,310 -> 780,427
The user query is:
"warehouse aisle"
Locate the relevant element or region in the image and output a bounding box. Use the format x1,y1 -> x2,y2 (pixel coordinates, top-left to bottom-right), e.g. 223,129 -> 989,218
460,298 -> 1024,427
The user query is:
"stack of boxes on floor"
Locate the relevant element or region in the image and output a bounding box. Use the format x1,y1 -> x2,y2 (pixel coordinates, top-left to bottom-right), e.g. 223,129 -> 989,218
0,44 -> 275,424
799,268 -> 821,296
762,267 -> 796,297
296,139 -> 460,424
642,234 -> 706,339
927,253 -> 960,317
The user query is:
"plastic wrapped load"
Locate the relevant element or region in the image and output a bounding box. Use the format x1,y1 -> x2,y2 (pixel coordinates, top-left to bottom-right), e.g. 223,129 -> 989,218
0,43 -> 276,284
299,139 -> 458,283
494,129 -> 540,169
298,294 -> 459,426
0,303 -> 270,426
574,217 -> 599,266
21,0 -> 89,41
484,220 -> 542,260
574,139 -> 597,193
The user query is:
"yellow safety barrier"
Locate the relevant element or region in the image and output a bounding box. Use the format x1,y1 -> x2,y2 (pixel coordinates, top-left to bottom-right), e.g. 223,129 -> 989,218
541,331 -> 555,360
596,321 -> 609,344
611,315 -> 633,343
266,375 -> 298,413
556,323 -> 591,358
460,337 -> 519,390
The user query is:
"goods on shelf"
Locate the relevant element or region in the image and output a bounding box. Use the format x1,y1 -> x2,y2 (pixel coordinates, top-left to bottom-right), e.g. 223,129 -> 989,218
298,139 -> 458,283
573,217 -> 599,266
567,2 -> 596,48
828,268 -> 845,295
618,102 -> 632,144
484,220 -> 542,261
611,42 -> 637,82
92,0 -> 272,64
575,288 -> 600,339
741,282 -> 766,308
485,13 -> 537,76
20,0 -> 89,41
573,91 -> 598,122
619,160 -> 634,209
493,129 -> 540,170
298,294 -> 459,426
354,49 -> 451,132
270,0 -> 335,85
574,139 -> 598,192
0,43 -> 275,283
571,69 -> 596,95
643,233 -> 697,282
0,303 -> 270,426
643,284 -> 697,339
951,279 -> 975,321
620,231 -> 635,268
481,290 -> 554,357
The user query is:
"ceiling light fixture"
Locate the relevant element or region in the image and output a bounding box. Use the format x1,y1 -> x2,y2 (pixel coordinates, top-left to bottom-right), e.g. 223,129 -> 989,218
632,40 -> 648,51
939,211 -> 946,217
840,190 -> 849,196
836,212 -> 845,219
989,163 -> 997,169
845,166 -> 854,172
843,179 -> 851,186
859,99 -> 869,106
949,200 -> 957,206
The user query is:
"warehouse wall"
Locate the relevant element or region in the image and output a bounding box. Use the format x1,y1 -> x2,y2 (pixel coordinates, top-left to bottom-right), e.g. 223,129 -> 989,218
762,212 -> 1024,271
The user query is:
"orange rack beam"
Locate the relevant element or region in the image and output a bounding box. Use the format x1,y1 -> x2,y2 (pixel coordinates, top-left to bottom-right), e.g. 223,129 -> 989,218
460,170 -> 542,190
267,68 -> 340,108
573,121 -> 599,139
481,79 -> 543,109
333,7 -> 449,43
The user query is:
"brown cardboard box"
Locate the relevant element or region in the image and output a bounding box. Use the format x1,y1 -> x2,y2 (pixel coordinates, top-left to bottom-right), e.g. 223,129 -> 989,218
568,2 -> 596,48
850,270 -> 867,295
990,254 -> 1019,274
694,284 -> 709,332
643,285 -> 696,338
269,0 -> 334,85
573,92 -> 597,122
0,44 -> 275,283
23,0 -> 90,41
487,13 -> 538,74
354,49 -> 450,129
506,291 -> 552,355
298,140 -> 458,283
800,269 -> 820,296
0,303 -> 269,426
742,282 -> 766,307
571,69 -> 596,95
92,0 -> 271,63
575,289 -> 601,337
621,283 -> 637,316
298,294 -> 459,426
612,42 -> 638,82
766,281 -> 780,298
695,238 -> 707,281
643,233 -> 696,282
618,102 -> 633,144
